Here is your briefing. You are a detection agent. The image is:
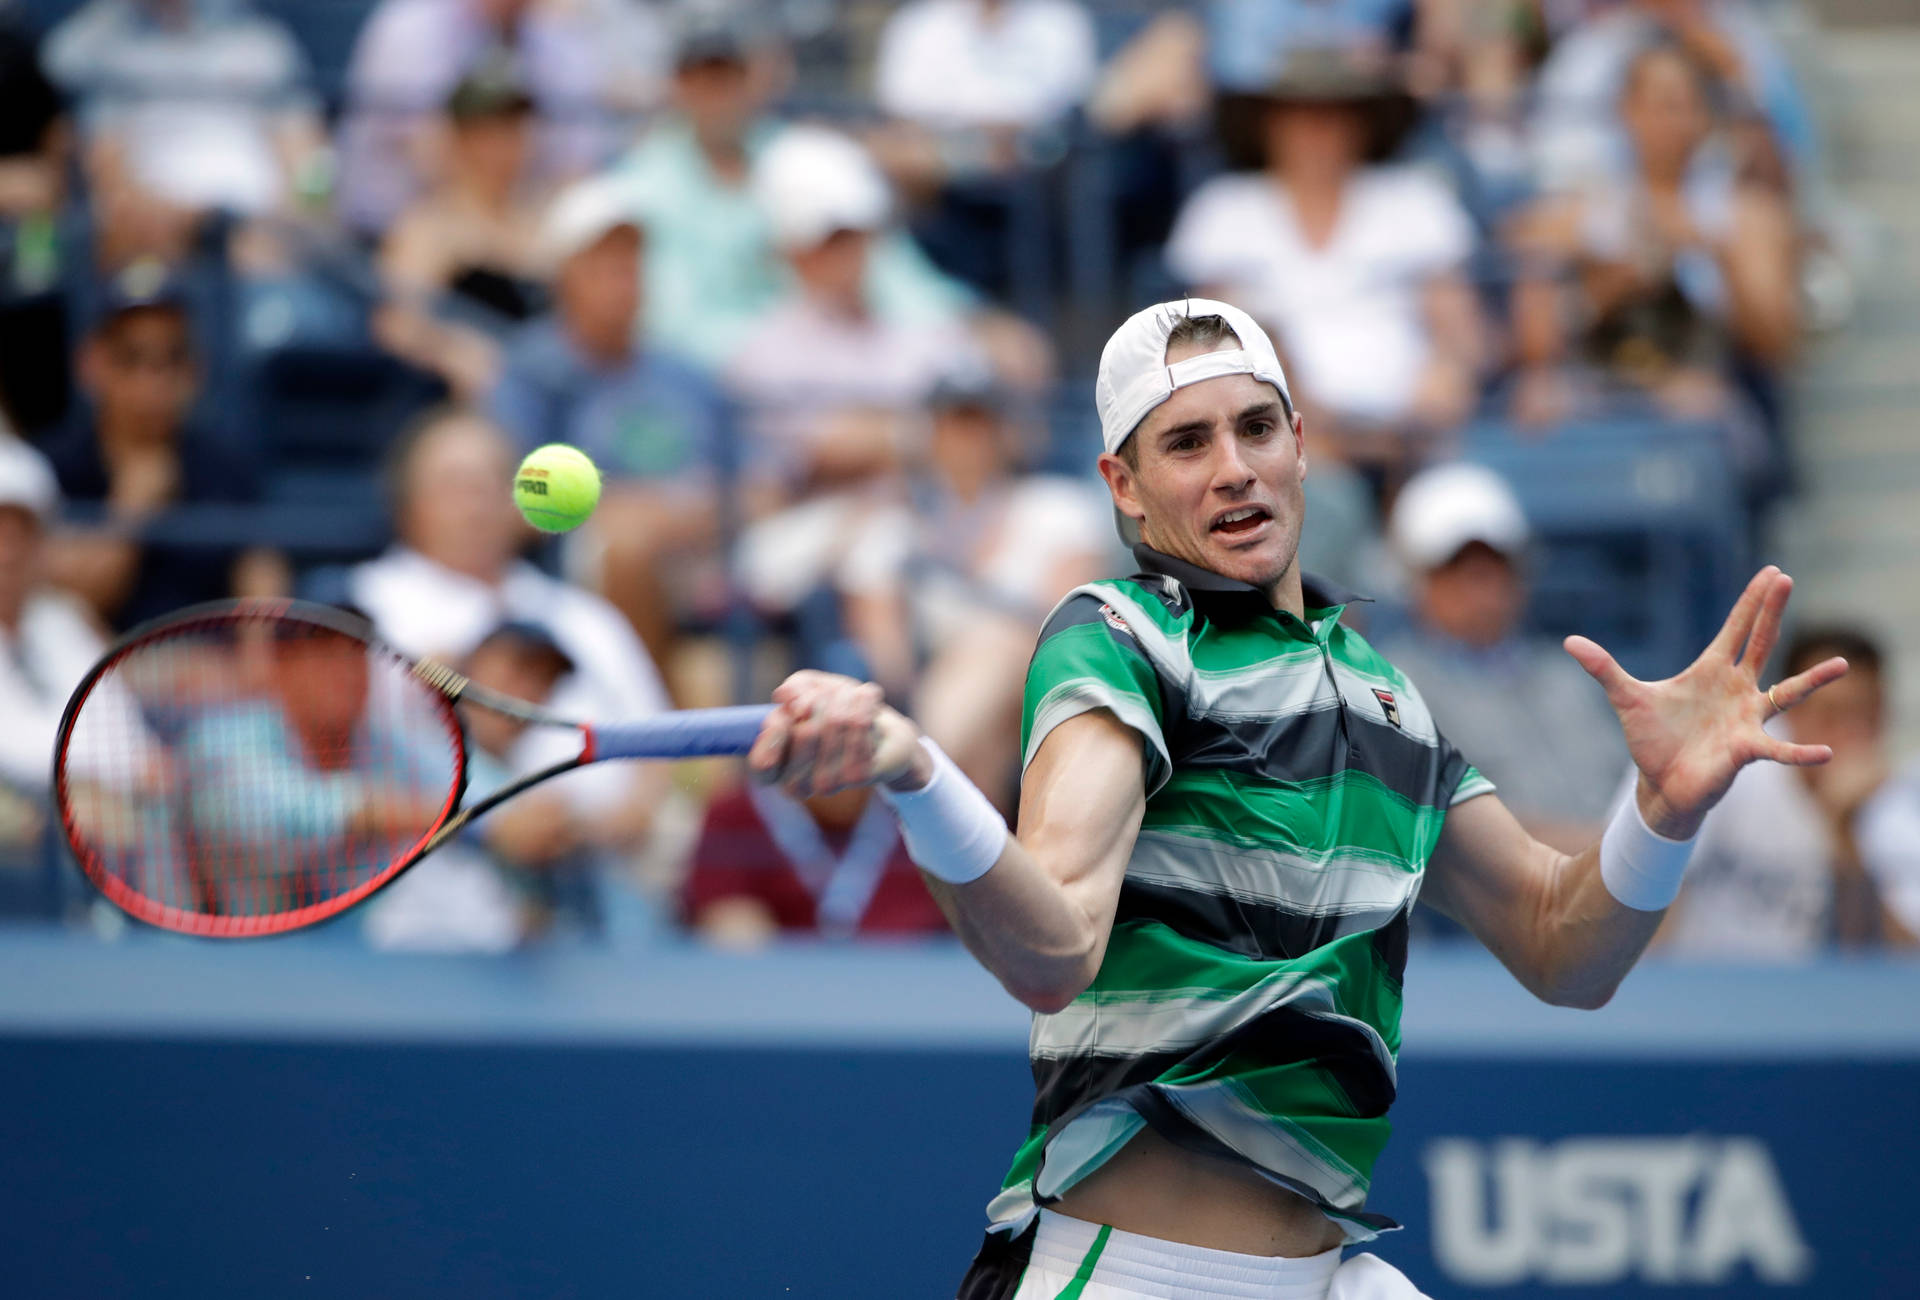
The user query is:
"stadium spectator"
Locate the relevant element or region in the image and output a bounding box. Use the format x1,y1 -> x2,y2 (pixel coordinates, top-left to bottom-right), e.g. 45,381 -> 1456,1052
0,437 -> 105,848
364,619 -> 649,951
868,0 -> 1096,299
1374,463 -> 1625,853
335,0 -> 665,234
38,262 -> 278,631
873,0 -> 1097,137
1165,48 -> 1483,479
43,0 -> 328,269
834,374 -> 1109,810
487,175 -> 730,664
610,4 -> 976,370
683,782 -> 946,945
1530,0 -> 1813,196
373,52 -> 552,400
1207,0 -> 1414,95
1662,626 -> 1917,956
0,14 -> 73,434
339,406 -> 671,857
1505,39 -> 1797,470
727,126 -> 988,489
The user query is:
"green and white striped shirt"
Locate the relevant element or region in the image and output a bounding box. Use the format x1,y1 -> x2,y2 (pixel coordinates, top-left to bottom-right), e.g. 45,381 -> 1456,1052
988,546 -> 1494,1244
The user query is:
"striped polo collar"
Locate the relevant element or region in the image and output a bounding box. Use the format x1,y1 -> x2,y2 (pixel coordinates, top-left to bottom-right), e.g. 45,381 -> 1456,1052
1128,544 -> 1368,616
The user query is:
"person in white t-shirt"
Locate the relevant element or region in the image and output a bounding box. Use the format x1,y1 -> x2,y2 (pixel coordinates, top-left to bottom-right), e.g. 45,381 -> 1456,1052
875,0 -> 1097,136
1660,625 -> 1918,956
0,437 -> 108,855
1165,49 -> 1483,474
341,407 -> 671,854
836,374 -> 1110,810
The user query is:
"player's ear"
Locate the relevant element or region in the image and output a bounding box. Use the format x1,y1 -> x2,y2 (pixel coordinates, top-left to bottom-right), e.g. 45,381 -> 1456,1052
1291,410 -> 1308,483
1097,450 -> 1146,525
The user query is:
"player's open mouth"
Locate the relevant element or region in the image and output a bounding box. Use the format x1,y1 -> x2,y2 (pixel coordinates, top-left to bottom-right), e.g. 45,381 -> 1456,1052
1210,506 -> 1272,538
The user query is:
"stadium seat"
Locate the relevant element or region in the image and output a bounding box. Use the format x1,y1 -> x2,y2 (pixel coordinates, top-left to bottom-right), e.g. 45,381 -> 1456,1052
1462,415 -> 1752,679
237,343 -> 446,558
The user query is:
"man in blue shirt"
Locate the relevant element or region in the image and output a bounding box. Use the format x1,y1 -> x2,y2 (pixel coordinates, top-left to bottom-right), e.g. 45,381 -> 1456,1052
488,174 -> 731,660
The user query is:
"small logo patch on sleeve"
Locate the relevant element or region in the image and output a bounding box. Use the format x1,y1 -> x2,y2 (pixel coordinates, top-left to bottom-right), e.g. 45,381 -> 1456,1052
1099,603 -> 1131,634
1372,688 -> 1401,727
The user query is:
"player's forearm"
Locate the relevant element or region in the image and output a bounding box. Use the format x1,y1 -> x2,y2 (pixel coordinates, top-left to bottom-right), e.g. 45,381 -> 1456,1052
1521,839 -> 1668,1009
922,836 -> 1109,1013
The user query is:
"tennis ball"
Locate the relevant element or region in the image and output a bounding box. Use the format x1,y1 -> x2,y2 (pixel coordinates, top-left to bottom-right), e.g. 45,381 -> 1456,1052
513,444 -> 602,533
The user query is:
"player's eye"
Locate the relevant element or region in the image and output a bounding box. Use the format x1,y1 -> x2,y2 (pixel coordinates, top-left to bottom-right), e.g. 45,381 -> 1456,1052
1244,420 -> 1274,438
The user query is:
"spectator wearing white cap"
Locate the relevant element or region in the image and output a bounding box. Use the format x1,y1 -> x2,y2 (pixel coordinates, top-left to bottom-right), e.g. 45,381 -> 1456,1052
487,173 -> 730,666
610,4 -> 975,371
725,125 -> 989,494
1374,462 -> 1625,852
0,437 -> 107,839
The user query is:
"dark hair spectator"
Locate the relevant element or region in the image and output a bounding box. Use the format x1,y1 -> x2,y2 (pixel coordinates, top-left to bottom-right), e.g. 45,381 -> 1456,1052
335,0 -> 667,235
1166,47 -> 1485,480
37,263 -> 279,631
1530,0 -> 1814,197
372,51 -> 554,400
1506,39 -> 1798,478
1662,623 -> 1918,955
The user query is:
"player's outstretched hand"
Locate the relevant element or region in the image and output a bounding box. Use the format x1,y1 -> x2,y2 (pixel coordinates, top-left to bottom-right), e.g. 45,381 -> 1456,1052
1563,566 -> 1850,840
747,670 -> 929,800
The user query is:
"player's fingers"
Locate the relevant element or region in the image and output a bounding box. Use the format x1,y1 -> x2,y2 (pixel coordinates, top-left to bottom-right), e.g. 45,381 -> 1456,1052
747,708 -> 794,782
1706,566 -> 1777,663
781,711 -> 824,795
1564,635 -> 1637,708
1758,735 -> 1833,767
813,683 -> 885,794
1770,655 -> 1849,713
1738,571 -> 1792,674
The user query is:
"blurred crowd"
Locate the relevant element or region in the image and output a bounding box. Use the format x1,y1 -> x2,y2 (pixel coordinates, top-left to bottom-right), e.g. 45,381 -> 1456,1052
0,0 -> 1912,957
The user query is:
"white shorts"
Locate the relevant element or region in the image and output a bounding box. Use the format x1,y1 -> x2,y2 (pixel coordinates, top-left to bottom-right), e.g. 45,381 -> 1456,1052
1007,1211 -> 1431,1300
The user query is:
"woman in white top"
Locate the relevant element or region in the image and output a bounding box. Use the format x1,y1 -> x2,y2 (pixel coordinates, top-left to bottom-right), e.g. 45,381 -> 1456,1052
1505,39 -> 1798,452
1165,50 -> 1485,475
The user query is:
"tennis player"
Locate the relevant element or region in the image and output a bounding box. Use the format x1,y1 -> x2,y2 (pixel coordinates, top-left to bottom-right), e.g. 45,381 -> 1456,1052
746,298 -> 1847,1300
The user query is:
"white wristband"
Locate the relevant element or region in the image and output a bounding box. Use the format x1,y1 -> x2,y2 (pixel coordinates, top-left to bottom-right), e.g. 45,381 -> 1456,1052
1599,794 -> 1696,912
876,738 -> 1009,885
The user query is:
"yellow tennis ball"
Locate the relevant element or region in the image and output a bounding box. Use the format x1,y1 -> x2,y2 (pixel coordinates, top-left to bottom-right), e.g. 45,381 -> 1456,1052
513,444 -> 602,533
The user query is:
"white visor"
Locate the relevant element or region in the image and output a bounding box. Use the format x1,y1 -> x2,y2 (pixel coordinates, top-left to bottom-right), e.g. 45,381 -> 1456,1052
1094,297 -> 1293,455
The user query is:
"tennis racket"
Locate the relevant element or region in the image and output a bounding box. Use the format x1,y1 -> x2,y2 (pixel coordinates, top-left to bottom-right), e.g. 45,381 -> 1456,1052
53,598 -> 770,937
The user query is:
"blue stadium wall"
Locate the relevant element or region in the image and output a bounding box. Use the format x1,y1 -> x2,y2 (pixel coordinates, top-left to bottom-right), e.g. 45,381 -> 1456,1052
0,938 -> 1913,1299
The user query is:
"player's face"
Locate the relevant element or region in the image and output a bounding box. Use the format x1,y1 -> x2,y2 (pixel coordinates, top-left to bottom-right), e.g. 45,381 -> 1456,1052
1099,360 -> 1307,597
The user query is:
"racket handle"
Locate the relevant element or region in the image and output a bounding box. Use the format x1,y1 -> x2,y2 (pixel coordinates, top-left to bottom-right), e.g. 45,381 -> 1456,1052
590,705 -> 774,761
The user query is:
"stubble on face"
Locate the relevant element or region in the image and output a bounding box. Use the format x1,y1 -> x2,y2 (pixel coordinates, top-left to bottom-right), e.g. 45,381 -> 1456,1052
1101,344 -> 1308,607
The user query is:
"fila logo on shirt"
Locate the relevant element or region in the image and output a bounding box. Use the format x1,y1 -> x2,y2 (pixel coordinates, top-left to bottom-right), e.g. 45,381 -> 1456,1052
1372,688 -> 1401,728
1423,1136 -> 1812,1287
1099,603 -> 1131,634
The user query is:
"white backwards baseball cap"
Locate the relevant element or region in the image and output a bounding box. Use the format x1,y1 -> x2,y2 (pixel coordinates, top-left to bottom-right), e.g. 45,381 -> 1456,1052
1389,462 -> 1530,570
1094,297 -> 1294,456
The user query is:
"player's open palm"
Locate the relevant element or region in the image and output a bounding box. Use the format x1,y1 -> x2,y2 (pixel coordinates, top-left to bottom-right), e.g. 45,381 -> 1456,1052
1562,566 -> 1850,839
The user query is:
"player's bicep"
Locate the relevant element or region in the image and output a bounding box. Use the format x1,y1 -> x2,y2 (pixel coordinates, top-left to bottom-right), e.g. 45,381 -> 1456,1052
1424,793 -> 1561,971
1017,708 -> 1148,931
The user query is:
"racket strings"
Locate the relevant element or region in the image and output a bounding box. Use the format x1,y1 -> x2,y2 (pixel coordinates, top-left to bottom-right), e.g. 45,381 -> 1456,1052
60,612 -> 463,934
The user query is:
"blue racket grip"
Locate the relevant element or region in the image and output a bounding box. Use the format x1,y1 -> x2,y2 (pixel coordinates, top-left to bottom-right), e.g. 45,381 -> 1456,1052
588,705 -> 774,762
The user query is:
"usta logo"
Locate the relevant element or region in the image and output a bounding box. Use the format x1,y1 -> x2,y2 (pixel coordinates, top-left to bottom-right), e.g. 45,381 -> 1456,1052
1423,1136 -> 1812,1286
